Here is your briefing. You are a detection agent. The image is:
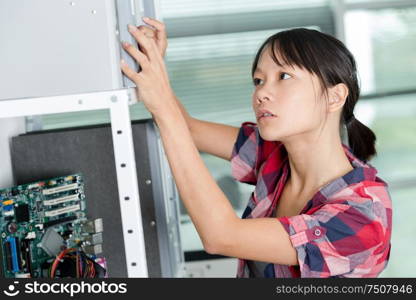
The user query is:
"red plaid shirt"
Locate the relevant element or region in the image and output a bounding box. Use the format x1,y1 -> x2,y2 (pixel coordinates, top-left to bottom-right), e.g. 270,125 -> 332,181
231,122 -> 392,278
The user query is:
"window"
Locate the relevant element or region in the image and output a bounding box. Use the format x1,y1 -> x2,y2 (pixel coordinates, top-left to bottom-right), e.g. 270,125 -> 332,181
354,94 -> 416,277
345,6 -> 416,94
343,1 -> 416,277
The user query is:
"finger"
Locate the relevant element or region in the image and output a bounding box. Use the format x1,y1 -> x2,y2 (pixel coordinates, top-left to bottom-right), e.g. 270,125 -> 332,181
142,17 -> 167,40
128,24 -> 158,61
138,25 -> 155,38
120,59 -> 140,83
121,41 -> 149,69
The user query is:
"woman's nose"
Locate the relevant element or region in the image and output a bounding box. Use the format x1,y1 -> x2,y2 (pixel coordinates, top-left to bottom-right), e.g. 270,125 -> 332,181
255,95 -> 270,104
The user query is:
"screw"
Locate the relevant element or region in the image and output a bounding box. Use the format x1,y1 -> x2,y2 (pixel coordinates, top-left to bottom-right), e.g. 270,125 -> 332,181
145,179 -> 151,185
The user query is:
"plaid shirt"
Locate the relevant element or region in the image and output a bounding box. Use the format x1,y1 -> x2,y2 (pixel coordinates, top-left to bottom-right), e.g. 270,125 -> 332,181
231,122 -> 392,278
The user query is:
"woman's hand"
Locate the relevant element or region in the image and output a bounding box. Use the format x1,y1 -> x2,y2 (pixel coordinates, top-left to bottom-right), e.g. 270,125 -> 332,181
120,19 -> 175,116
137,17 -> 168,57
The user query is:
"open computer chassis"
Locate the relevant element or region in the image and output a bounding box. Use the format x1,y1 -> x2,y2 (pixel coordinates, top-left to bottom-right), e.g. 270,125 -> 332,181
0,174 -> 107,278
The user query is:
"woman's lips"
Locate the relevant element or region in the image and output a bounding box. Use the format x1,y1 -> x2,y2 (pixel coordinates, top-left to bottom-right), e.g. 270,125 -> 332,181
258,115 -> 277,121
256,109 -> 277,120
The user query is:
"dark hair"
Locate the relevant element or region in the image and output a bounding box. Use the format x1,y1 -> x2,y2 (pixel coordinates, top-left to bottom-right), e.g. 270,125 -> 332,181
251,28 -> 376,162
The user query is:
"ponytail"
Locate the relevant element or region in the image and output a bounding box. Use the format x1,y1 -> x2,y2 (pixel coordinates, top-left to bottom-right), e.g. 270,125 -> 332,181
345,115 -> 377,162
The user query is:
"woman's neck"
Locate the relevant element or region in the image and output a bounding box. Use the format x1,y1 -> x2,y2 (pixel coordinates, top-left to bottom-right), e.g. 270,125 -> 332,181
282,131 -> 353,196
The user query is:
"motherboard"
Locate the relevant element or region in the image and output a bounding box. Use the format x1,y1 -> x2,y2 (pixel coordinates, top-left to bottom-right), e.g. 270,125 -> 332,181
0,174 -> 107,278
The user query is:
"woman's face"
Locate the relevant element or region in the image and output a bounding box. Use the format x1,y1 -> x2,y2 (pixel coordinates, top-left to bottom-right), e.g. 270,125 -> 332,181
252,45 -> 327,142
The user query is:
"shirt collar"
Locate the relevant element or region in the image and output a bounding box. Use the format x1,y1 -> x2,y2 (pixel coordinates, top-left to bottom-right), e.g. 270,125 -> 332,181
310,143 -> 381,202
281,143 -> 382,208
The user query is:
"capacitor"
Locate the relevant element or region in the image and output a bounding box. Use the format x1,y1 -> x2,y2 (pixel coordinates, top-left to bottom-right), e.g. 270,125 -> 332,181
7,222 -> 18,234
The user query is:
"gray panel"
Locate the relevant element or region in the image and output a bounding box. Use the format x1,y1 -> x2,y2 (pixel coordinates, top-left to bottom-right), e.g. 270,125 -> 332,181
142,0 -> 157,20
0,0 -> 161,101
115,0 -> 141,88
115,0 -> 160,88
145,122 -> 184,277
0,0 -> 122,100
9,119 -> 172,277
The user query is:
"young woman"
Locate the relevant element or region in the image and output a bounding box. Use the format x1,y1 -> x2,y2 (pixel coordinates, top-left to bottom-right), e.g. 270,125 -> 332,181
120,17 -> 392,278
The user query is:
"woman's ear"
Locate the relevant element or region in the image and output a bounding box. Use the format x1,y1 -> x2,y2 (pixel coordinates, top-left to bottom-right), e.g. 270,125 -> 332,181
328,83 -> 349,113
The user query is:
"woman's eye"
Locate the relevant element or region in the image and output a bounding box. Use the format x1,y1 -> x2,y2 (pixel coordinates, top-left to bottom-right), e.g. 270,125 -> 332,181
253,78 -> 264,86
253,73 -> 290,85
280,72 -> 291,80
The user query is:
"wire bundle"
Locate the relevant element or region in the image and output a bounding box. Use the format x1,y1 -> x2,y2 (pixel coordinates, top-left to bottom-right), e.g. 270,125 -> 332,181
49,248 -> 99,278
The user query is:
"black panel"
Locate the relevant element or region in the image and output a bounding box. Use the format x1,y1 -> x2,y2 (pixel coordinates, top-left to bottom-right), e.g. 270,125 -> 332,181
9,119 -> 162,277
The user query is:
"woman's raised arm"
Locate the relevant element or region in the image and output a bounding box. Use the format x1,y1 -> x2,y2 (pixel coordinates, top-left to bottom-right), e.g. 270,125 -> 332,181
173,95 -> 239,161
138,17 -> 240,161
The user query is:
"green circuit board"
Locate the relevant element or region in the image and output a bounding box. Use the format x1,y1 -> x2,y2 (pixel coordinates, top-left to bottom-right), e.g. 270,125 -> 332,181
0,174 -> 104,278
